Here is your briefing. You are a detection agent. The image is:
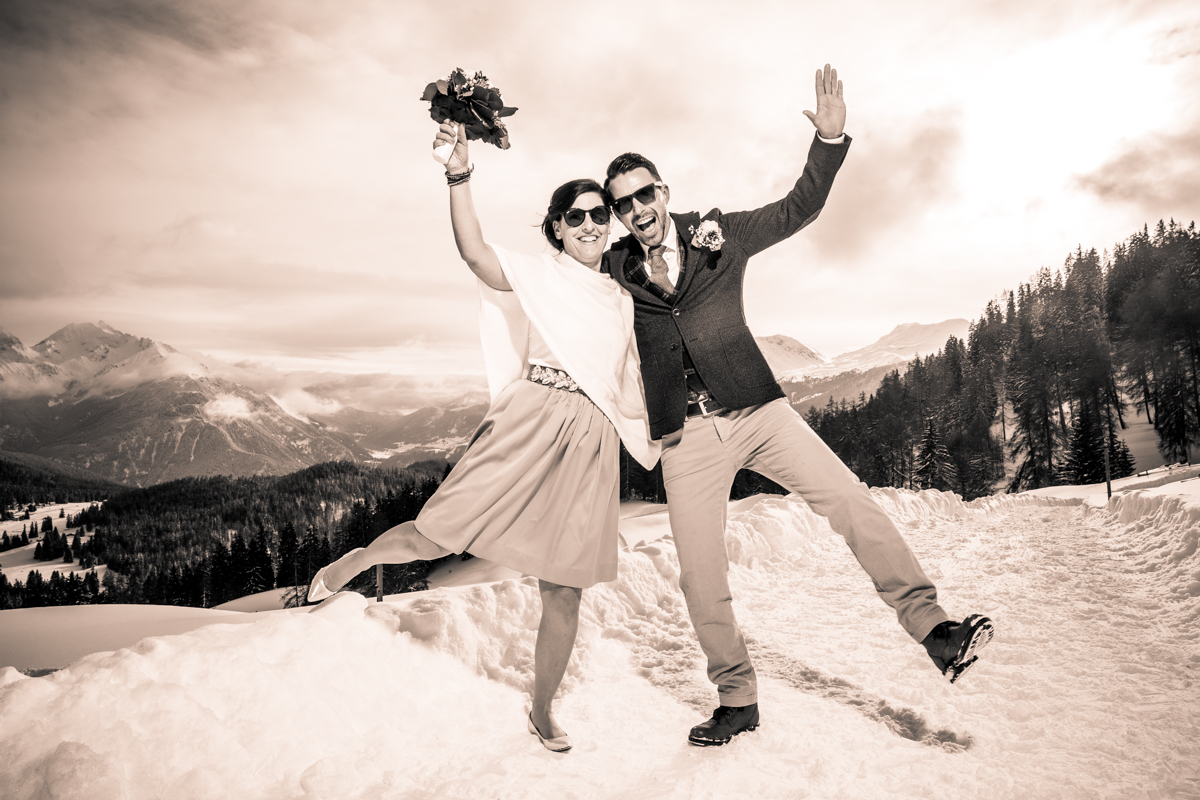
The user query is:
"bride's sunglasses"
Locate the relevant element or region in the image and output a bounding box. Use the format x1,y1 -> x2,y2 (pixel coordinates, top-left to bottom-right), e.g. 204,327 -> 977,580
560,206 -> 611,227
609,182 -> 663,216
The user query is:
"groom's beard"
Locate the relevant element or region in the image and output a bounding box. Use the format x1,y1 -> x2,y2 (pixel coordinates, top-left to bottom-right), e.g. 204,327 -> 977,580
630,208 -> 666,247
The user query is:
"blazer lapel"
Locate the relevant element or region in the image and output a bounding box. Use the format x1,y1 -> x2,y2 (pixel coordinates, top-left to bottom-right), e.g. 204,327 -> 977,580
671,212 -> 704,299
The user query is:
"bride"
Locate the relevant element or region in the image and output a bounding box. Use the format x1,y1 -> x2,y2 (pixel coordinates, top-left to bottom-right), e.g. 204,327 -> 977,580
308,120 -> 658,753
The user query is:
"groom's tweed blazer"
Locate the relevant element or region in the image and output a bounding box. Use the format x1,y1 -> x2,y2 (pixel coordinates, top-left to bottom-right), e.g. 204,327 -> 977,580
604,133 -> 851,440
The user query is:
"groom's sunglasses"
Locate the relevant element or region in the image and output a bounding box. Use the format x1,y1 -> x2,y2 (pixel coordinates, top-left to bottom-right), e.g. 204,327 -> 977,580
608,182 -> 663,216
560,206 -> 611,227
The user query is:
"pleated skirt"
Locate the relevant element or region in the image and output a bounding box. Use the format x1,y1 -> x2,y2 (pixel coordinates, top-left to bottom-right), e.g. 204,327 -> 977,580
415,378 -> 620,589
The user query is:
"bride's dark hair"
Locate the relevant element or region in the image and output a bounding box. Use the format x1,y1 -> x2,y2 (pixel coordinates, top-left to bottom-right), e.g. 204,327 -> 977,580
541,179 -> 605,251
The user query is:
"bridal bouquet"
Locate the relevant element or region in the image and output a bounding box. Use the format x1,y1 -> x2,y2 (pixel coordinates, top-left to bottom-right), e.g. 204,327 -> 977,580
422,69 -> 518,163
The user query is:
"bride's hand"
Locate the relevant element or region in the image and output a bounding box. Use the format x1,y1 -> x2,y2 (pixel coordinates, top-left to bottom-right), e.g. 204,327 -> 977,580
434,120 -> 470,173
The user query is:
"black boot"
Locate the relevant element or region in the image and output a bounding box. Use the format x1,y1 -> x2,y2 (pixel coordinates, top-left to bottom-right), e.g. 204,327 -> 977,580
687,703 -> 760,747
922,614 -> 994,684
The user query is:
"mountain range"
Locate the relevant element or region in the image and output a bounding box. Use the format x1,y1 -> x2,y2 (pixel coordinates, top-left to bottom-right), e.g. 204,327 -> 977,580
771,320 -> 972,414
0,323 -> 484,486
0,320 -> 968,487
775,319 -> 970,380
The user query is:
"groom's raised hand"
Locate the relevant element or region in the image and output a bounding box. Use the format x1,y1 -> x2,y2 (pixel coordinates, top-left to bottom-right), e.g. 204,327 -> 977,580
802,64 -> 845,139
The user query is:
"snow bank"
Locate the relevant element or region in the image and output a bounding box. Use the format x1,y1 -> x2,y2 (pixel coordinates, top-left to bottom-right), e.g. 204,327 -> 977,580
2,487 -> 1198,799
0,605 -> 264,673
1025,463 -> 1200,506
1105,487 -> 1200,606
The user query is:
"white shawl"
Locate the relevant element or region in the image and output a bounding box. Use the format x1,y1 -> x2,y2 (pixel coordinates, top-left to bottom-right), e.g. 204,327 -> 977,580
477,243 -> 660,470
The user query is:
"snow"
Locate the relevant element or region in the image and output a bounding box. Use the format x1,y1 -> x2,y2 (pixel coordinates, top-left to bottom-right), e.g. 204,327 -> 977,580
0,605 -> 263,674
213,587 -> 302,612
1024,462 -> 1200,506
2,485 -> 1199,799
1117,417 -> 1173,472
1,502 -> 105,585
778,320 -> 970,381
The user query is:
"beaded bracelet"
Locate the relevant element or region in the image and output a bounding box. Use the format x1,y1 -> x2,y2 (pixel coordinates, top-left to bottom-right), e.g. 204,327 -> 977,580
446,165 -> 473,187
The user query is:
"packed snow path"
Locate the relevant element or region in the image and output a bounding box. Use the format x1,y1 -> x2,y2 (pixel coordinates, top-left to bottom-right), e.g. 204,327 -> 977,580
1,488 -> 1198,799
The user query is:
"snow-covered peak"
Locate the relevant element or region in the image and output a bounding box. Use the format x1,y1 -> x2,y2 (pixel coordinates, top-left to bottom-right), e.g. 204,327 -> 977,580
779,319 -> 970,380
32,322 -> 155,370
0,327 -> 38,365
755,335 -> 827,376
83,341 -> 210,396
2,322 -> 210,398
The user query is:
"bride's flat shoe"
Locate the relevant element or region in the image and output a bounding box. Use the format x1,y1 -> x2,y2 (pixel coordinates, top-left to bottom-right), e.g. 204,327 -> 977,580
307,548 -> 364,602
527,713 -> 572,753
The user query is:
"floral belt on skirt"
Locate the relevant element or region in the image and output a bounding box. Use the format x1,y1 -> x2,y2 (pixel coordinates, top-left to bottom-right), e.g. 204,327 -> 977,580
528,364 -> 584,395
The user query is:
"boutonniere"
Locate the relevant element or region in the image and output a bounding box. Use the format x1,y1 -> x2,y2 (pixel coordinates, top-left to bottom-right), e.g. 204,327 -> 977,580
689,220 -> 724,251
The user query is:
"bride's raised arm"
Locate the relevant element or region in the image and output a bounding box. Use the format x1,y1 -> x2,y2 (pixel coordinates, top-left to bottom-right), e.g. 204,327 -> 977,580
436,121 -> 510,291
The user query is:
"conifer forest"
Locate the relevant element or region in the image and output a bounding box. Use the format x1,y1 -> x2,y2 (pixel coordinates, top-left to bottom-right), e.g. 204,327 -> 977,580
0,461 -> 453,610
802,220 -> 1198,498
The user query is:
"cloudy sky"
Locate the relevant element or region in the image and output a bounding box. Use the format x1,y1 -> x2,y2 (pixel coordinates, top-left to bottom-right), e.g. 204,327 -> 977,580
2,0 -> 1199,383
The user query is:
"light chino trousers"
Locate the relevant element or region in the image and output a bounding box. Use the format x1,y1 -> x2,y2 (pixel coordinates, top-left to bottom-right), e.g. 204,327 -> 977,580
659,397 -> 950,707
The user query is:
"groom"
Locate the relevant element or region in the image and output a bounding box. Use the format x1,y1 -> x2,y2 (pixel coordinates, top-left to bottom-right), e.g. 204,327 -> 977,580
602,65 -> 994,747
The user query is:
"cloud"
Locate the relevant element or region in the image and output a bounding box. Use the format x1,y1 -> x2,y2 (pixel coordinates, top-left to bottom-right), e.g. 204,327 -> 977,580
202,393 -> 256,421
267,388 -> 341,422
799,112 -> 964,262
0,0 -> 345,57
0,248 -> 69,300
0,1 -> 261,144
197,355 -> 486,413
1073,126 -> 1200,216
1151,21 -> 1200,63
297,372 -> 487,413
974,0 -> 1194,38
3,0 -> 1198,373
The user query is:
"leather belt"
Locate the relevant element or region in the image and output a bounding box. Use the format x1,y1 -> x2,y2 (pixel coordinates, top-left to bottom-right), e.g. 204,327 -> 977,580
686,395 -> 726,418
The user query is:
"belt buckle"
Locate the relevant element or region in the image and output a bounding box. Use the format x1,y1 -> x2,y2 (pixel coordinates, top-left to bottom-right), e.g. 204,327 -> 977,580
696,395 -> 723,418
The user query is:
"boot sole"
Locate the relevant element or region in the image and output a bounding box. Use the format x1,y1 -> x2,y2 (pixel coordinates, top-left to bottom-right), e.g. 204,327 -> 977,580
947,655 -> 978,684
947,615 -> 994,684
688,723 -> 759,747
957,615 -> 994,662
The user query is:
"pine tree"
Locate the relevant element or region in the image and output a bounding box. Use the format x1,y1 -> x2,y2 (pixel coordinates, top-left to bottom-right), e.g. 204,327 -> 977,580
1107,424 -> 1137,479
914,420 -> 956,491
1061,403 -> 1106,485
245,533 -> 275,595
1155,363 -> 1195,463
338,501 -> 375,556
277,522 -> 300,590
229,533 -> 251,599
1007,308 -> 1062,491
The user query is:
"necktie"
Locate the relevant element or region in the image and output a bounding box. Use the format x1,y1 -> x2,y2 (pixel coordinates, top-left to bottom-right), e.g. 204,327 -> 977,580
647,245 -> 674,294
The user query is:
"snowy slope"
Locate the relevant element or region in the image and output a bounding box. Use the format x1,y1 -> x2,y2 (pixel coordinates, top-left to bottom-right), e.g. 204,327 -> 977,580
754,335 -> 827,376
1,484 -> 1198,799
779,319 -> 970,381
0,502 -> 107,586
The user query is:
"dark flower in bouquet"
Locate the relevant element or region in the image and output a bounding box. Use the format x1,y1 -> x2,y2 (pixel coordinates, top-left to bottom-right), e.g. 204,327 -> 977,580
421,69 -> 518,150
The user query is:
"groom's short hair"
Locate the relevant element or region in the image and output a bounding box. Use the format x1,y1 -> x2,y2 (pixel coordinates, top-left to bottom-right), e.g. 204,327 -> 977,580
604,153 -> 662,195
